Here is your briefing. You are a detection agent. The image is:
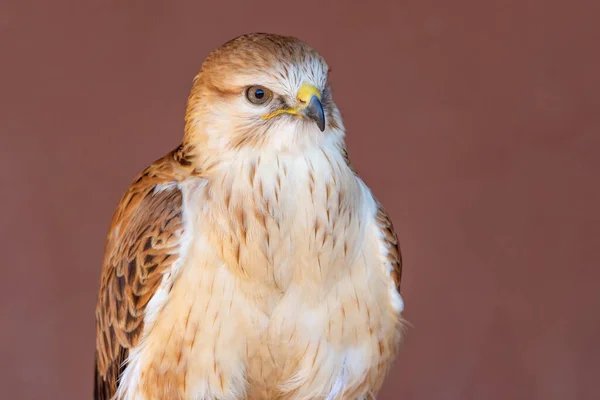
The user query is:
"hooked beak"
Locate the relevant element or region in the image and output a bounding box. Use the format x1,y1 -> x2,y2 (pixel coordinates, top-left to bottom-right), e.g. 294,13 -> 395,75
261,83 -> 326,131
296,83 -> 326,132
301,95 -> 326,132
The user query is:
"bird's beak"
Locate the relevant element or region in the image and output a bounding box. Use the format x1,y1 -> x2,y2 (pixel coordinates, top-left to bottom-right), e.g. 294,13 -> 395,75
296,83 -> 326,132
261,83 -> 326,131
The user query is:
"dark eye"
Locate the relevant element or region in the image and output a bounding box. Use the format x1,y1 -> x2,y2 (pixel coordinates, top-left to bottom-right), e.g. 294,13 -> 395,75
245,85 -> 273,105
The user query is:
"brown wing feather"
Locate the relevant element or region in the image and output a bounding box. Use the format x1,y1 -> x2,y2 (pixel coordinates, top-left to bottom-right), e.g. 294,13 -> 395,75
375,202 -> 403,292
94,147 -> 196,399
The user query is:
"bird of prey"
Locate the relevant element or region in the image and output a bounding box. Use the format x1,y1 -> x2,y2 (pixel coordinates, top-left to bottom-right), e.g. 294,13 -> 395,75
94,32 -> 405,400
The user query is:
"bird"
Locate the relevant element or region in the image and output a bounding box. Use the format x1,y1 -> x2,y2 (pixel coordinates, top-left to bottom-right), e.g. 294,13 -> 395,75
94,32 -> 405,400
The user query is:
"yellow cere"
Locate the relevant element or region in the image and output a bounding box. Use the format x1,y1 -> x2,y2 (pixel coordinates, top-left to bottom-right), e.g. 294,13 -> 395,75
296,83 -> 321,103
262,83 -> 321,120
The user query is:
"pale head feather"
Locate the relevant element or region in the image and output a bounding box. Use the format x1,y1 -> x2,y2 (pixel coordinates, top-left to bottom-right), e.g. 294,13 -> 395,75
183,33 -> 346,168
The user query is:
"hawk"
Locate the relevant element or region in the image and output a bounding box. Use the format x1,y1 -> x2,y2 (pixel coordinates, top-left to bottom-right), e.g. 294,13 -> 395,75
94,33 -> 405,400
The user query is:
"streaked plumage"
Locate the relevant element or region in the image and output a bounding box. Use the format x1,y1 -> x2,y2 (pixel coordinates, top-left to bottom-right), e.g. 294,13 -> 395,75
94,33 -> 405,400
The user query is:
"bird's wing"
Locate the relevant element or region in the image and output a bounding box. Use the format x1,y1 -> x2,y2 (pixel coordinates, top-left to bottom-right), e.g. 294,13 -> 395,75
94,149 -> 193,399
374,201 -> 403,293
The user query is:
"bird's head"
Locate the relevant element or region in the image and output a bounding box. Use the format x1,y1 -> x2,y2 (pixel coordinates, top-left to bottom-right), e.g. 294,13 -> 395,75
183,33 -> 345,160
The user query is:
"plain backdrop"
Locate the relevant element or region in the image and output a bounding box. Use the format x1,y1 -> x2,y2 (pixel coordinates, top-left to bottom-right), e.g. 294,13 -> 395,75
1,0 -> 599,399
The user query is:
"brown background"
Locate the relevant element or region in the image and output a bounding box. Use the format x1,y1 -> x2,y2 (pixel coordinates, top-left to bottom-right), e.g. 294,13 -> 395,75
1,0 -> 599,399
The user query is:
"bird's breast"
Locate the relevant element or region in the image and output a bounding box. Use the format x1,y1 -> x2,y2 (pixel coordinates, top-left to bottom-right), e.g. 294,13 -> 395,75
199,150 -> 365,297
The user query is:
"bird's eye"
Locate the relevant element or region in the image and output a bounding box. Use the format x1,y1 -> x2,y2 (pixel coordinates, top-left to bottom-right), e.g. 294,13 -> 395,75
245,85 -> 273,105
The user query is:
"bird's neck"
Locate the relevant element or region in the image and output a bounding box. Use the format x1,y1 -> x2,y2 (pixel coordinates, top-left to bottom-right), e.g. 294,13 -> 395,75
203,143 -> 355,202
191,142 -> 364,294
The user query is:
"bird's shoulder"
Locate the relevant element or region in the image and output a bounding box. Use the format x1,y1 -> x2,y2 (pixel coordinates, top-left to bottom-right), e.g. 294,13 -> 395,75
341,145 -> 402,291
94,146 -> 196,399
